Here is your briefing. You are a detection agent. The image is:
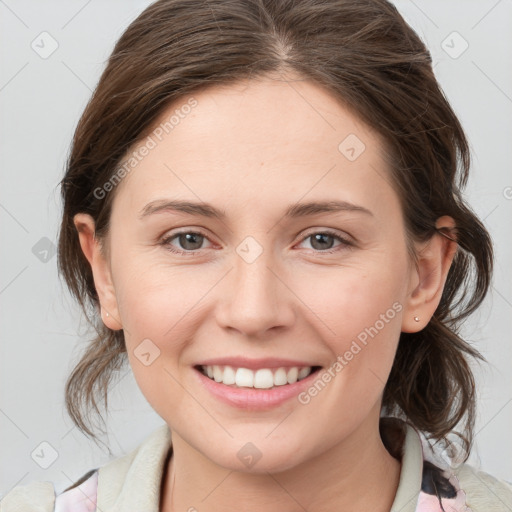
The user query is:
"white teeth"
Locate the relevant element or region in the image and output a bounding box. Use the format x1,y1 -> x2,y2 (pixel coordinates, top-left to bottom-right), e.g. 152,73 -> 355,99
287,367 -> 299,384
201,365 -> 314,388
298,367 -> 311,380
223,365 -> 236,385
273,367 -> 288,386
235,368 -> 254,387
213,365 -> 223,382
254,369 -> 274,389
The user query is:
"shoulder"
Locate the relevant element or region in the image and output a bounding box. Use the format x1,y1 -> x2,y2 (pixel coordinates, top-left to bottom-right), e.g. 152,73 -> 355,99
454,462 -> 512,511
0,424 -> 171,512
0,469 -> 98,512
96,423 -> 172,509
0,480 -> 56,511
382,417 -> 512,512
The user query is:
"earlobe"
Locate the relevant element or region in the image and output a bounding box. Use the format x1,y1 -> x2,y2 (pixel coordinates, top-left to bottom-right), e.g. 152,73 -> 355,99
73,213 -> 123,331
401,216 -> 458,333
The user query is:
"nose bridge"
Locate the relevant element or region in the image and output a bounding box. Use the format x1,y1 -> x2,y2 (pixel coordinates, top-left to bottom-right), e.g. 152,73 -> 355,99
216,235 -> 294,336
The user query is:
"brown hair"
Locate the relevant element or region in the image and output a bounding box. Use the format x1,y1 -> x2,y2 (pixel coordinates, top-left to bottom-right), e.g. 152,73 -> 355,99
57,0 -> 493,459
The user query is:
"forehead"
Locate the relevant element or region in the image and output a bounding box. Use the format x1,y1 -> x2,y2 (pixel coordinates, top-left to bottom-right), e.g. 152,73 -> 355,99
111,77 -> 398,222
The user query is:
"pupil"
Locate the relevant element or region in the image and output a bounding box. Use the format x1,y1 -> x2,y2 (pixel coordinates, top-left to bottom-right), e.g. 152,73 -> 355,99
180,233 -> 203,250
312,233 -> 333,250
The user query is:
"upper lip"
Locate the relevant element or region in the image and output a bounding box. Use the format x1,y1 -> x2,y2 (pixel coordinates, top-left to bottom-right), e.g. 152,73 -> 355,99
195,357 -> 320,370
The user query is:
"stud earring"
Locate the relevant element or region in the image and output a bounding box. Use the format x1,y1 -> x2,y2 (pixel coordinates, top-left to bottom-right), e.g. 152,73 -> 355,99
105,311 -> 109,317
414,316 -> 420,322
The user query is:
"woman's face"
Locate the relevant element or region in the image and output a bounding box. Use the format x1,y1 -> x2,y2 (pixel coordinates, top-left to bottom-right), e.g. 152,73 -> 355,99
78,77 -> 438,472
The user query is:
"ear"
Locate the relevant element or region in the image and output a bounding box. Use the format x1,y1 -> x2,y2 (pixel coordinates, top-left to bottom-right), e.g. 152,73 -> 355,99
73,213 -> 123,331
401,216 -> 458,333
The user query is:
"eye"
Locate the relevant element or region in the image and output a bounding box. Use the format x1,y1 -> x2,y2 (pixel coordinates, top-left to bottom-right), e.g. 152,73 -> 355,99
160,228 -> 353,256
296,230 -> 353,253
160,230 -> 213,255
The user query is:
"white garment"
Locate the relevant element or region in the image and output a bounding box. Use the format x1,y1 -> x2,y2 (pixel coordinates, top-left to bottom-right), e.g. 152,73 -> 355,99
2,420 -> 511,511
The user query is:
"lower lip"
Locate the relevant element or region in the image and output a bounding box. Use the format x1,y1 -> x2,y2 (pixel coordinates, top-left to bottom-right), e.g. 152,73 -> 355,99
194,367 -> 321,410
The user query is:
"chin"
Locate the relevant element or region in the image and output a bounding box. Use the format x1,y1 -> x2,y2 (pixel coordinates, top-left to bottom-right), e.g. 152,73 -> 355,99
201,438 -> 308,475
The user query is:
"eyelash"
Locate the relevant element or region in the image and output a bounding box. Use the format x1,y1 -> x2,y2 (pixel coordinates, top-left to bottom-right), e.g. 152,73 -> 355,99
159,229 -> 354,256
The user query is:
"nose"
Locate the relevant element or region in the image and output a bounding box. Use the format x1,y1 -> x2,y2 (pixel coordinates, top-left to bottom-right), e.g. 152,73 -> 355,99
215,245 -> 296,338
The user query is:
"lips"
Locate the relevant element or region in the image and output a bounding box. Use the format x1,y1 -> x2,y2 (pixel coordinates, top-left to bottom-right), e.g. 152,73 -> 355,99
193,361 -> 323,410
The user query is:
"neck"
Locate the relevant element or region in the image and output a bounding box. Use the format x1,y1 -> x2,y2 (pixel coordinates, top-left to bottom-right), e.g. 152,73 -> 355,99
160,414 -> 402,512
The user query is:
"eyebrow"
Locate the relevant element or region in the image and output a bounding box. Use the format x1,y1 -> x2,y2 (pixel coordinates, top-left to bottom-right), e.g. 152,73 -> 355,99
138,199 -> 374,220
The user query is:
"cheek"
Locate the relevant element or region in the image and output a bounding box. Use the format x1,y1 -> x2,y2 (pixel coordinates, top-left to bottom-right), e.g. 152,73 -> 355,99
114,258 -> 217,342
288,251 -> 407,400
293,255 -> 406,341
113,258 -> 229,409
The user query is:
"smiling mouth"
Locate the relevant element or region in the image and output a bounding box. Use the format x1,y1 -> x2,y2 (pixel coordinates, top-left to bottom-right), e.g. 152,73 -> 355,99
195,364 -> 322,389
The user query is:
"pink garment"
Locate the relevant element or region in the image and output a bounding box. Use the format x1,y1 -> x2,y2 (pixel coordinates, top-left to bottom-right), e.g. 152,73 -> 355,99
53,470 -> 98,512
416,471 -> 472,511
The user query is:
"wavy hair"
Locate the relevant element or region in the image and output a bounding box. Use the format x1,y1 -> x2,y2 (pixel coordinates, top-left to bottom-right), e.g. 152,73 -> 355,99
57,0 -> 493,459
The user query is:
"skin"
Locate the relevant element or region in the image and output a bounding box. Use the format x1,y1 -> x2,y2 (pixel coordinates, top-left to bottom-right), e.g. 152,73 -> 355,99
74,75 -> 457,512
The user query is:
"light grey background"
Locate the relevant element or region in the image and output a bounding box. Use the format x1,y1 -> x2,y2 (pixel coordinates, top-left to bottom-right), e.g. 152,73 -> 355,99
1,0 -> 511,497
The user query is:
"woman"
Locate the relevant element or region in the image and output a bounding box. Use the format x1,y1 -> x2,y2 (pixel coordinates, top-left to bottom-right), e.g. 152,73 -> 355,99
2,0 -> 511,510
